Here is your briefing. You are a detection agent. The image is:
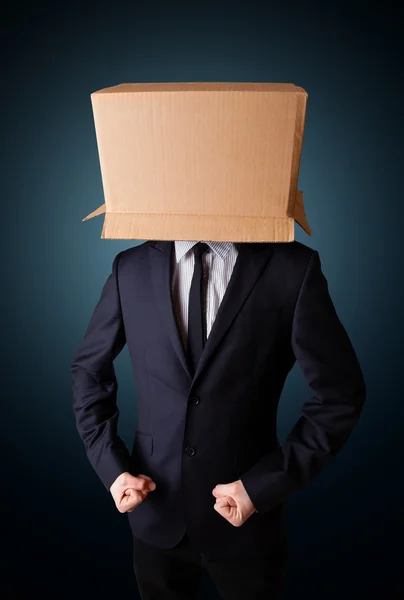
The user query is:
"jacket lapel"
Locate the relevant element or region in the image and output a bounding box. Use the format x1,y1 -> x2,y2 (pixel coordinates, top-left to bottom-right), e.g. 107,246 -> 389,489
148,240 -> 275,387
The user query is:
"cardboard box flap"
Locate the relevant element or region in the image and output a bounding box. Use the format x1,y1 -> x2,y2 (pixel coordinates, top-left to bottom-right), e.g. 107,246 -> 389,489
82,195 -> 312,239
82,203 -> 105,221
293,190 -> 312,235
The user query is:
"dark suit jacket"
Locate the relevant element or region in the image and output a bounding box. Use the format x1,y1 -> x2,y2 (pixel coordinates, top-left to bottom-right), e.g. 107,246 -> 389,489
70,240 -> 366,557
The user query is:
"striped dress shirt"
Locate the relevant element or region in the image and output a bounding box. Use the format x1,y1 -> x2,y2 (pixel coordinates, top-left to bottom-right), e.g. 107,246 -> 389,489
171,240 -> 238,352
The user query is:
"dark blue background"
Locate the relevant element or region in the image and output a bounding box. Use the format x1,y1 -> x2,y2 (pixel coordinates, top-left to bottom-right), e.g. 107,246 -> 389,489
3,1 -> 403,598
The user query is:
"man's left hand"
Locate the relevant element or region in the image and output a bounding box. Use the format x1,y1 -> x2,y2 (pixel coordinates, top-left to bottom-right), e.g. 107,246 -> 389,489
212,479 -> 257,527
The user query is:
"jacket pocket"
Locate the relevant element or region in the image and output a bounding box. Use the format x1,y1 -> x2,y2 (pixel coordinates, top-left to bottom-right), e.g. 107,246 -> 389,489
132,431 -> 153,458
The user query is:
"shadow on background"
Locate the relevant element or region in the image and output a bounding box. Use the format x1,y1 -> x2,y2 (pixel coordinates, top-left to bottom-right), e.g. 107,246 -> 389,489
2,1 -> 403,598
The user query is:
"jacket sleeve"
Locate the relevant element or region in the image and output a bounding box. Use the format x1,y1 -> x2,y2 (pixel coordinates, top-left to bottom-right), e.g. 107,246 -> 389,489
70,252 -> 134,492
240,250 -> 367,514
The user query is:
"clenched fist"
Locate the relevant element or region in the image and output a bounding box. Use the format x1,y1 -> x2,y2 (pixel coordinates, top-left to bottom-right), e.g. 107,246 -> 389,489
109,471 -> 157,513
212,479 -> 257,526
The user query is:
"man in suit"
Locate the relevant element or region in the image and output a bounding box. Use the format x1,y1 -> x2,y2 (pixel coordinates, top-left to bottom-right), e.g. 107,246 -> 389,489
70,238 -> 366,600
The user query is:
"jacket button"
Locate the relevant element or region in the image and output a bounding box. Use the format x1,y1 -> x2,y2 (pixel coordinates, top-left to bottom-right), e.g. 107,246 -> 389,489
184,446 -> 196,456
189,396 -> 200,405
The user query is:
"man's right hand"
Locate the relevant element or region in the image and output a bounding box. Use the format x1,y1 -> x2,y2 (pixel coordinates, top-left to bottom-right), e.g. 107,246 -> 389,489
109,471 -> 157,513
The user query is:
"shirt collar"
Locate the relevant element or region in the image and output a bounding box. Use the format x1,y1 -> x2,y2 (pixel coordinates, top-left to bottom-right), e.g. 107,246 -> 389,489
174,240 -> 235,263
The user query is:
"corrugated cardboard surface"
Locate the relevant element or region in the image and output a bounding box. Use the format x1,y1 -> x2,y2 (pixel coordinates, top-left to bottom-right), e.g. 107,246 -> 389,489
84,82 -> 311,241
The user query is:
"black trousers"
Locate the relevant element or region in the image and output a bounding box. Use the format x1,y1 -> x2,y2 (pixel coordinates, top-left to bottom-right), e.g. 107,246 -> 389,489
132,530 -> 286,600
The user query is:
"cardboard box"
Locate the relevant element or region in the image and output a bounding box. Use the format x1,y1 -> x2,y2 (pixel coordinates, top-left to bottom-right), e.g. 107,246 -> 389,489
83,82 -> 311,242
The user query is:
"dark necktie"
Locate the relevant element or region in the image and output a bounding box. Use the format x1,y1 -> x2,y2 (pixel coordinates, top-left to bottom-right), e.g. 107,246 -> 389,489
187,242 -> 209,376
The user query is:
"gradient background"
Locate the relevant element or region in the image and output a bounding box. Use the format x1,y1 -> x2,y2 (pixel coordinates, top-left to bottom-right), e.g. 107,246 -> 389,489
3,1 -> 403,598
